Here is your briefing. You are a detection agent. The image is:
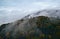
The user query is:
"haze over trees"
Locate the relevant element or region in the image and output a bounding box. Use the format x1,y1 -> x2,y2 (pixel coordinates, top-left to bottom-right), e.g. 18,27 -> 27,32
0,9 -> 60,39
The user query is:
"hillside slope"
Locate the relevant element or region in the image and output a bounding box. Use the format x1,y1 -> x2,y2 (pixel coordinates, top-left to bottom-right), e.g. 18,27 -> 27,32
0,9 -> 60,39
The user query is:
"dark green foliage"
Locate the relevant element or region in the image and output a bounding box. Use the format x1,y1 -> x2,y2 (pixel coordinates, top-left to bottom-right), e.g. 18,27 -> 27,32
0,16 -> 60,39
0,23 -> 9,32
36,16 -> 60,39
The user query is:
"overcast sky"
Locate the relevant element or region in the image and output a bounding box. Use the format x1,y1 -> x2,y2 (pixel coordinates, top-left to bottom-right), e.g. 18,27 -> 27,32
0,0 -> 60,24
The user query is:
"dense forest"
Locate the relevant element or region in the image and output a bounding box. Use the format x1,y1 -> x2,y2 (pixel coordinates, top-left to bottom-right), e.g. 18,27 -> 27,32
0,16 -> 60,39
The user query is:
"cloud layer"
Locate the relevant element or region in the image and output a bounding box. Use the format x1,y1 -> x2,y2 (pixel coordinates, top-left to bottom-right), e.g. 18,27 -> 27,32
0,0 -> 60,24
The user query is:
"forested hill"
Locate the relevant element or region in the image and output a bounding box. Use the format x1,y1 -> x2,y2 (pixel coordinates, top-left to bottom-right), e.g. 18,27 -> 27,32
0,16 -> 60,39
